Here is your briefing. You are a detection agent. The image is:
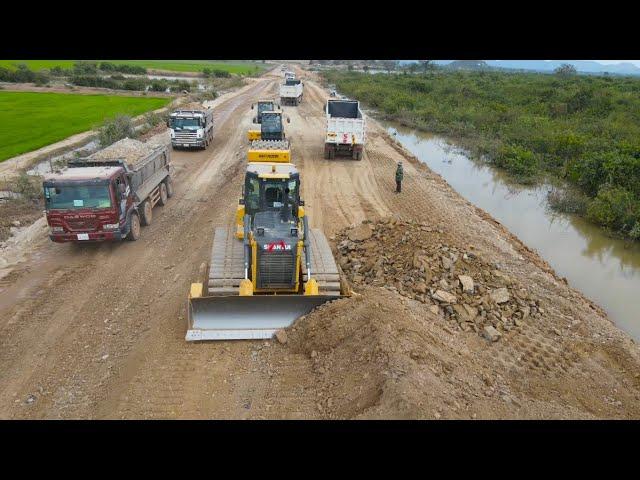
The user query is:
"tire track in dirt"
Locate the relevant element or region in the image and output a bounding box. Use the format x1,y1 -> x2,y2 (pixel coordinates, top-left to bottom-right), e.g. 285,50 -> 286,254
0,77 -> 276,418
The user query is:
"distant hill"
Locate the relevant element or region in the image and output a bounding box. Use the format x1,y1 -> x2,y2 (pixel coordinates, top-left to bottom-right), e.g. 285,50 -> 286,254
425,60 -> 640,76
444,60 -> 489,71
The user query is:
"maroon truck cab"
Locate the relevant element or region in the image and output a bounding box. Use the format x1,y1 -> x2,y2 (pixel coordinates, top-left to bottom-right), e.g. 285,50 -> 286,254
44,165 -> 134,243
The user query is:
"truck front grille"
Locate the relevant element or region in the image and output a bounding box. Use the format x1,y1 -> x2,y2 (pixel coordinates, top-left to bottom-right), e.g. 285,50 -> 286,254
67,219 -> 98,231
257,251 -> 295,289
173,131 -> 198,144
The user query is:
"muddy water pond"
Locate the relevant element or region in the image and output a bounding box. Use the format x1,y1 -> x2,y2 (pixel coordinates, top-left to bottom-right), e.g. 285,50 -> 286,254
383,121 -> 640,341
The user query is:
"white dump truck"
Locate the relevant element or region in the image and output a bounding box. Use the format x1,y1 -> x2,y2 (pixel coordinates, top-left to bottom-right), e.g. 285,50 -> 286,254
168,104 -> 214,150
323,99 -> 366,160
280,78 -> 304,106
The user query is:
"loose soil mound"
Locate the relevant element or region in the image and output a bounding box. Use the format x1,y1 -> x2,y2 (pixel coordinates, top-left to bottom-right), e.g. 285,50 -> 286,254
276,218 -> 640,419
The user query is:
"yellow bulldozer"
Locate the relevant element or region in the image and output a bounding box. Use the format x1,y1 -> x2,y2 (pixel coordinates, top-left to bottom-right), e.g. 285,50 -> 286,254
186,152 -> 346,341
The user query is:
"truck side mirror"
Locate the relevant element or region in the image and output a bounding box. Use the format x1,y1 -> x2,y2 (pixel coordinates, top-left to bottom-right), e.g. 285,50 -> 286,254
119,183 -> 126,195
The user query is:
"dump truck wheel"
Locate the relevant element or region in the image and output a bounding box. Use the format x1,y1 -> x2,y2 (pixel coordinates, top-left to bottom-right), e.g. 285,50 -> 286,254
165,177 -> 174,198
159,183 -> 168,206
140,200 -> 153,226
127,212 -> 141,241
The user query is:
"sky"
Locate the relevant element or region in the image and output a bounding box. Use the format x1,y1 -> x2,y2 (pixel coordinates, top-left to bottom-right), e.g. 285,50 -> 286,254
593,60 -> 640,65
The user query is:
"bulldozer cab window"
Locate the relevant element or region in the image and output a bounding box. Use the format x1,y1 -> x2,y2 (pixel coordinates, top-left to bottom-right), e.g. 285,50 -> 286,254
261,114 -> 281,134
245,178 -> 260,212
258,103 -> 272,115
264,183 -> 284,207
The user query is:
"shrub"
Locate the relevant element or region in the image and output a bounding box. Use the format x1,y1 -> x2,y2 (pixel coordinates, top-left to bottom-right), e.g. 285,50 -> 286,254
121,79 -> 147,91
13,172 -> 41,202
73,61 -> 98,75
98,115 -> 137,147
494,144 -> 539,179
211,69 -> 231,78
144,111 -> 162,128
13,64 -> 37,83
547,187 -> 588,214
50,66 -> 68,77
586,186 -> 638,232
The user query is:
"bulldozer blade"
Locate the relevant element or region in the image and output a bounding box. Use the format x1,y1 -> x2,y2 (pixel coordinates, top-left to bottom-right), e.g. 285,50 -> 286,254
186,294 -> 341,341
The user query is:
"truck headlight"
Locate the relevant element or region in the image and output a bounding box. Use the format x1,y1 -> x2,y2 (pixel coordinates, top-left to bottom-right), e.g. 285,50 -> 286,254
50,226 -> 64,233
103,223 -> 120,231
197,129 -> 203,138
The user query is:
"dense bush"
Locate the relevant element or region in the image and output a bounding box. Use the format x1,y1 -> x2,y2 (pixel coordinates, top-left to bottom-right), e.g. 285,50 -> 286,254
70,75 -> 192,93
203,68 -> 231,78
99,62 -> 147,75
0,64 -> 49,84
73,61 -> 98,75
98,115 -> 137,147
71,75 -> 120,89
323,70 -> 640,239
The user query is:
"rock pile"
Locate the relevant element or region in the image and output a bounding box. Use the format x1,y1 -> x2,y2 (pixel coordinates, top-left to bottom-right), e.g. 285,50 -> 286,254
88,138 -> 159,167
335,218 -> 543,339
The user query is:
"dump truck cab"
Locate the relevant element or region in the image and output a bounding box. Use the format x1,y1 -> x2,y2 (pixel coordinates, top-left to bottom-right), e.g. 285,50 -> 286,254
168,108 -> 214,149
43,165 -> 133,242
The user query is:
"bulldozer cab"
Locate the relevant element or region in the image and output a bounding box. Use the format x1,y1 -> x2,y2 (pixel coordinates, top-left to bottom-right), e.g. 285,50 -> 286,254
253,100 -> 278,123
243,164 -> 300,220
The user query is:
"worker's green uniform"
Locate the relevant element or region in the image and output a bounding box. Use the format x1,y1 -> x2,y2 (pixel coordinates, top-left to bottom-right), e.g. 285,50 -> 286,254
395,164 -> 404,193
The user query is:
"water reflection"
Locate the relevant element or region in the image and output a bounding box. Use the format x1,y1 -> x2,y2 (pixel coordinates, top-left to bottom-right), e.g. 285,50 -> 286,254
384,122 -> 640,340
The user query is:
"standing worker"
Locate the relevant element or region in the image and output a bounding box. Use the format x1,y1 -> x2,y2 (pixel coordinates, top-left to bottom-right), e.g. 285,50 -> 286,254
395,161 -> 404,193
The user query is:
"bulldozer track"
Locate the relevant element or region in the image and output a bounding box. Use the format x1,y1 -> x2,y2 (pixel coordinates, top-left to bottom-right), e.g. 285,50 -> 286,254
207,227 -> 341,296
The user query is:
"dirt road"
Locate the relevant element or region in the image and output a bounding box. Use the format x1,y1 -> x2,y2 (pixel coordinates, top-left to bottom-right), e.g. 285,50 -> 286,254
1,67 -> 639,419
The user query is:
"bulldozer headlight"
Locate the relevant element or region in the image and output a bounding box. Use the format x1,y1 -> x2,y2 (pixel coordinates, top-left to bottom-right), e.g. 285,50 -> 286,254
290,228 -> 298,237
257,227 -> 265,236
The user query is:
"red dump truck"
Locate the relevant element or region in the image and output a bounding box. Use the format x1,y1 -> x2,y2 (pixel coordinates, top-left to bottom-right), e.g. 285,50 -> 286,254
43,140 -> 173,243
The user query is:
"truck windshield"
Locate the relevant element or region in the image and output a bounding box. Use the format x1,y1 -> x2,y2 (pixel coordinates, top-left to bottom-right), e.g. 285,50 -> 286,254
262,115 -> 281,133
170,117 -> 200,129
44,185 -> 112,210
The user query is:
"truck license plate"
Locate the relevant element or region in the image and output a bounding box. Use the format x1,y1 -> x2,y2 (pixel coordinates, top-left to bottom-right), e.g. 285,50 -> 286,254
183,144 -> 189,147
77,233 -> 89,240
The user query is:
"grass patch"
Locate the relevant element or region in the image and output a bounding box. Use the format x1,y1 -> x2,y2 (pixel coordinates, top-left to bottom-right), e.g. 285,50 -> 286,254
0,91 -> 170,162
0,60 -> 265,75
0,60 -> 76,71
113,60 -> 264,75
